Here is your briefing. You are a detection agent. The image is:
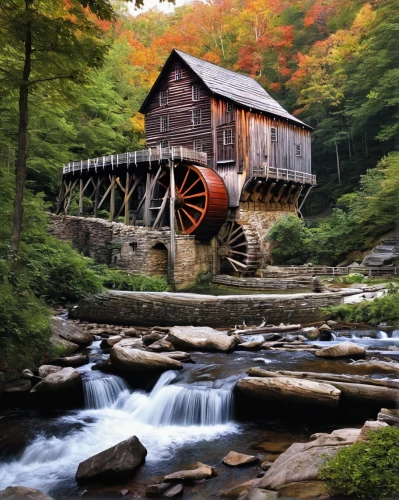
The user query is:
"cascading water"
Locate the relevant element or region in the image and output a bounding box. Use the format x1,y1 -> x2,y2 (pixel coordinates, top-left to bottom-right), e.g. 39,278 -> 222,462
377,331 -> 388,339
392,330 -> 399,338
0,368 -> 237,493
242,334 -> 265,343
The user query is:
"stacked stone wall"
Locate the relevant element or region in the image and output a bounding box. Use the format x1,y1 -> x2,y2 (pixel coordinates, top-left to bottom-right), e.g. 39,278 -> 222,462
49,215 -> 213,287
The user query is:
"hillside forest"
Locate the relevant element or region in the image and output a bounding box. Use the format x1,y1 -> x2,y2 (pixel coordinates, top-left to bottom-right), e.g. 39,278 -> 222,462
0,0 -> 398,374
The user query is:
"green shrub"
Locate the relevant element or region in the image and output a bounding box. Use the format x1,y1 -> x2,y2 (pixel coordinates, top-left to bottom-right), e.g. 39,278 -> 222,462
325,285 -> 399,324
95,265 -> 168,292
343,273 -> 366,284
319,427 -> 399,498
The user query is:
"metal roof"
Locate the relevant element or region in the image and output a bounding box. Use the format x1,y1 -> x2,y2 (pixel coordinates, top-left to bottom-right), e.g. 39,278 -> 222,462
140,49 -> 311,130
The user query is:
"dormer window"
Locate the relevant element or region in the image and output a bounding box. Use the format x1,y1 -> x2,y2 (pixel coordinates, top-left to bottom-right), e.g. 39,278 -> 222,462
175,66 -> 182,80
223,129 -> 233,145
192,109 -> 201,127
295,144 -> 302,157
192,85 -> 200,101
160,115 -> 169,132
227,102 -> 234,112
159,90 -> 168,106
271,127 -> 278,142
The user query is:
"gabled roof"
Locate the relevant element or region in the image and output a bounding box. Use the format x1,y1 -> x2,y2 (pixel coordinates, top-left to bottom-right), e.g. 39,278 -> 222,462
139,49 -> 312,130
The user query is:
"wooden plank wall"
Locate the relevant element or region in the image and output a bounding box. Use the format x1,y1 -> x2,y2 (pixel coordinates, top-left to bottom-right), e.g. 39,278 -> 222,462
144,63 -> 213,163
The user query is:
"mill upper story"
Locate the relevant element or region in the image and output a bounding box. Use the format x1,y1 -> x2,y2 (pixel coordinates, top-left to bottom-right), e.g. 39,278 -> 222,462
139,49 -> 314,206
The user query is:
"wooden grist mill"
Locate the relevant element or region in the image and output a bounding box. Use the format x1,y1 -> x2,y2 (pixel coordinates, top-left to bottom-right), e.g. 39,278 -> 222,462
57,49 -> 316,280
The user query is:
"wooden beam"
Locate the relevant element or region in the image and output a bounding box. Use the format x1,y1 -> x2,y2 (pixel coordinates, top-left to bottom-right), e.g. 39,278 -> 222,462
143,172 -> 152,227
110,175 -> 116,221
124,172 -> 130,224
97,176 -> 115,210
64,179 -> 78,214
93,177 -> 104,217
153,187 -> 170,228
169,160 -> 176,288
78,178 -> 84,216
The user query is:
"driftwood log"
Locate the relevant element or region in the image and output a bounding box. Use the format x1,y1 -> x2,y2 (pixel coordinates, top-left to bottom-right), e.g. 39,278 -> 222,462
232,325 -> 302,335
378,408 -> 399,426
236,377 -> 341,407
247,368 -> 399,405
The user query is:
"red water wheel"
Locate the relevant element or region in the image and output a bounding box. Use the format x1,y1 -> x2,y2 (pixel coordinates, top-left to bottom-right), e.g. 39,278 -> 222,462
157,165 -> 228,239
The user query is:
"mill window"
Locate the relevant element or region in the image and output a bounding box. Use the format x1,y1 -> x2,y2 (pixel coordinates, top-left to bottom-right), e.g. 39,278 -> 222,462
223,128 -> 233,145
295,144 -> 302,157
192,85 -> 200,101
175,66 -> 182,80
159,90 -> 168,106
271,127 -> 278,142
227,102 -> 234,112
192,108 -> 201,126
193,139 -> 202,152
160,140 -> 169,149
160,115 -> 169,132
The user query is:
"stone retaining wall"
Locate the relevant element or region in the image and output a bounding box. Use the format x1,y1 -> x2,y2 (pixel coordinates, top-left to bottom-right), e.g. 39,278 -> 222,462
50,215 -> 213,287
213,275 -> 315,292
69,290 -> 344,327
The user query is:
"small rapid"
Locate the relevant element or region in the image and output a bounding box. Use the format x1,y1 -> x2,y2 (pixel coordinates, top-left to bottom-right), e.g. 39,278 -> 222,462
0,367 -> 237,493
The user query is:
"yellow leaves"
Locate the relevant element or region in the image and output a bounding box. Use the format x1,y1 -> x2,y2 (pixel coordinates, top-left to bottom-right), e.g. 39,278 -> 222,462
131,112 -> 144,134
352,3 -> 375,35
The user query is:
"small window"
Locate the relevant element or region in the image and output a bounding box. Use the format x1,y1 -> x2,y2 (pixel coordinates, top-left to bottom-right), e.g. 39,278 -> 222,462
193,139 -> 202,152
129,242 -> 138,253
295,144 -> 302,157
223,129 -> 233,145
160,115 -> 169,132
227,102 -> 234,112
160,140 -> 169,148
192,85 -> 200,101
271,127 -> 278,142
159,90 -> 168,106
192,108 -> 201,127
175,66 -> 182,80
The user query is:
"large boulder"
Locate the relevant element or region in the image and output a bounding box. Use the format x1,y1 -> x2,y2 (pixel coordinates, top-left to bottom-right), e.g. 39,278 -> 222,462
223,451 -> 258,466
314,342 -> 365,359
0,487 -> 54,500
51,316 -> 93,347
110,346 -> 183,374
166,326 -> 237,352
237,377 -> 341,407
32,367 -> 82,393
50,354 -> 89,368
257,428 -> 361,490
163,462 -> 214,482
37,365 -> 62,378
378,407 -> 399,426
76,435 -> 147,484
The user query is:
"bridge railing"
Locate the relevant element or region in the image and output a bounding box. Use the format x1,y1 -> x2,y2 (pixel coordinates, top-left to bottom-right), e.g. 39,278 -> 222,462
62,147 -> 208,175
252,164 -> 316,185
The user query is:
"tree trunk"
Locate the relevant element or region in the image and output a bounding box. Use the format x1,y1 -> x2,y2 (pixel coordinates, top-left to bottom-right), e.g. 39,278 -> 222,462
335,139 -> 341,184
11,0 -> 32,254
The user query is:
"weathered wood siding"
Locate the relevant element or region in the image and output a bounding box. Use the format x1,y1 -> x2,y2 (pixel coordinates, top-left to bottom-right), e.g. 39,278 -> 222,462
144,61 -> 213,163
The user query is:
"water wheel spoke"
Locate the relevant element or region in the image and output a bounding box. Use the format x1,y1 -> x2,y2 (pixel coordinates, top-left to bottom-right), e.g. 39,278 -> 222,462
184,191 -> 207,199
185,203 -> 205,214
226,257 -> 239,272
227,257 -> 248,269
181,208 -> 197,228
157,180 -> 169,190
227,231 -> 245,247
178,169 -> 191,193
182,177 -> 201,196
231,242 -> 247,249
177,209 -> 185,232
230,250 -> 250,258
227,225 -> 243,242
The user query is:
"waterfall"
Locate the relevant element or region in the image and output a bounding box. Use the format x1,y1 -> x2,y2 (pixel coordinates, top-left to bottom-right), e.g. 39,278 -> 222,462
83,372 -> 130,409
392,330 -> 399,338
377,331 -> 388,339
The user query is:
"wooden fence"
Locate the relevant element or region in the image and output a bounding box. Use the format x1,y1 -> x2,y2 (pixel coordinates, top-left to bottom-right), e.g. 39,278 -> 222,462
261,266 -> 397,277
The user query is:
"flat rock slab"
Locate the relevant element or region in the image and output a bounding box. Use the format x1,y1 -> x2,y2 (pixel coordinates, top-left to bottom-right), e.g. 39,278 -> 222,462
0,487 -> 54,500
257,428 -> 361,490
167,326 -> 236,352
255,442 -> 293,454
110,346 -> 182,374
51,316 -> 93,347
163,484 -> 184,497
50,354 -> 89,368
275,481 -> 327,498
238,488 -> 278,500
347,360 -> 399,375
32,367 -> 82,393
223,451 -> 258,466
315,342 -> 365,359
76,435 -> 147,484
163,462 -> 214,482
357,420 -> 388,441
237,377 -> 341,407
378,407 -> 399,426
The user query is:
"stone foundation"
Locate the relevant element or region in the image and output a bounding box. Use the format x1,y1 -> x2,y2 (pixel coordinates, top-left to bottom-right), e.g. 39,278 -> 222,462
69,290 -> 344,327
50,215 -> 213,288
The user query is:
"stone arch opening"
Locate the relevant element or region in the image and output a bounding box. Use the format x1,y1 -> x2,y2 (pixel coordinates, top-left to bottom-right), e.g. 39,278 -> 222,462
148,242 -> 168,276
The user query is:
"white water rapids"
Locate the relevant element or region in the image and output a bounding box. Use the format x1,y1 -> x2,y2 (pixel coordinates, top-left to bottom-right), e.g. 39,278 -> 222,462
0,369 -> 237,493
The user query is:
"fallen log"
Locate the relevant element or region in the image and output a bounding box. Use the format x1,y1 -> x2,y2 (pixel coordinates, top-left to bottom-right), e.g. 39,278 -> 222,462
237,377 -> 341,407
247,368 -> 399,390
232,325 -> 302,335
246,369 -> 399,405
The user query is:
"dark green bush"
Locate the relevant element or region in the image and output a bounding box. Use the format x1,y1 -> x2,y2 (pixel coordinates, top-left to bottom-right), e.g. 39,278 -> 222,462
325,285 -> 399,324
96,265 -> 168,292
319,427 -> 399,498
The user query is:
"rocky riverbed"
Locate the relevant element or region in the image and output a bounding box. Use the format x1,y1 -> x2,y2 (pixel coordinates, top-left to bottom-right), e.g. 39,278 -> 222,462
1,315 -> 399,499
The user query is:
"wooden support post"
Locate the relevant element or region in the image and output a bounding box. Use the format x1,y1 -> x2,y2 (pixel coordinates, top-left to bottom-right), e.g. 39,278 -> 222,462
110,175 -> 116,221
143,172 -> 152,227
55,183 -> 66,214
124,172 -> 130,225
79,178 -> 84,216
169,160 -> 176,288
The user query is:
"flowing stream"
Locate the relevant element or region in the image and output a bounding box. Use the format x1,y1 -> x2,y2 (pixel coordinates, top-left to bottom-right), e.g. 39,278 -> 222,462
1,328 -> 399,498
